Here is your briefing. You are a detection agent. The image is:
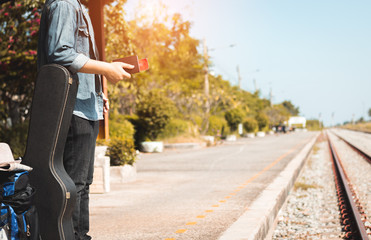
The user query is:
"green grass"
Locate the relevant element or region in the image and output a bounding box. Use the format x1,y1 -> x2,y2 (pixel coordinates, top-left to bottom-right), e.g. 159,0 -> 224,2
342,122 -> 371,133
293,182 -> 320,191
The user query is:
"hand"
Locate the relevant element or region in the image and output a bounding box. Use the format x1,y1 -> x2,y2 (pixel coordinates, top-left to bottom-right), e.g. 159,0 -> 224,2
104,62 -> 134,84
103,94 -> 109,113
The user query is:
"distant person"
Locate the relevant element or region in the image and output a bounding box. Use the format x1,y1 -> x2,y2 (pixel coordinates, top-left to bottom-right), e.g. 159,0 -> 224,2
37,0 -> 133,239
282,125 -> 286,133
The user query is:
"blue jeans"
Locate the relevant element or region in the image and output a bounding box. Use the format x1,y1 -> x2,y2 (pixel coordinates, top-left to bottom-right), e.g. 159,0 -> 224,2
64,115 -> 99,240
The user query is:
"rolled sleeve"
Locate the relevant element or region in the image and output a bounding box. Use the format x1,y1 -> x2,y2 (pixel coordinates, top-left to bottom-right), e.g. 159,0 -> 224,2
47,1 -> 87,72
69,53 -> 90,73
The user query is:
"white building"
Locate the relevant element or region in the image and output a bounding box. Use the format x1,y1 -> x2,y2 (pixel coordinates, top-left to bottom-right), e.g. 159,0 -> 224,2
288,116 -> 306,128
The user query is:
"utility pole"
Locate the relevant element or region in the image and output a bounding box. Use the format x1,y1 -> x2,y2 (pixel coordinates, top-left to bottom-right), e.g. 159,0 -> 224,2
202,38 -> 210,133
203,38 -> 209,104
253,78 -> 257,92
236,65 -> 242,89
201,40 -> 235,134
331,112 -> 335,127
269,87 -> 273,107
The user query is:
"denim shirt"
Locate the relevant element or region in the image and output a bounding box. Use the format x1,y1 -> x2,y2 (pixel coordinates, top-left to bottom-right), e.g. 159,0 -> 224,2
37,0 -> 103,121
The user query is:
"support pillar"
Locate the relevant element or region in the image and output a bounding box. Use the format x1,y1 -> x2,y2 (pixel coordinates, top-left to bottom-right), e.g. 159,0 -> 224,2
88,0 -> 109,140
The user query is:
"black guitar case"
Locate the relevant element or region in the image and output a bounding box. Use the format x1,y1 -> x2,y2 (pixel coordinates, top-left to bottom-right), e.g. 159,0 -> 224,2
23,64 -> 78,240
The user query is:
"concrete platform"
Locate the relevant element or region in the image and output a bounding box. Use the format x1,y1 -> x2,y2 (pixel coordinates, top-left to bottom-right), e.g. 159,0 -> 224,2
89,132 -> 318,240
218,134 -> 317,240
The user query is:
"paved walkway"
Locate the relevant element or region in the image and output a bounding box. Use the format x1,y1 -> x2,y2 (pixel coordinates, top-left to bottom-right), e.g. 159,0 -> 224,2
89,132 -> 318,240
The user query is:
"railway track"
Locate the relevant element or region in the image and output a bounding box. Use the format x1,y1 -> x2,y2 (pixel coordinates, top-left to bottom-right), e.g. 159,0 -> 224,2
273,131 -> 371,239
327,131 -> 369,239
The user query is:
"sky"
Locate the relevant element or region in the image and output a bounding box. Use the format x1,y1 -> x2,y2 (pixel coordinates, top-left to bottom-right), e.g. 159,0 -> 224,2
124,0 -> 371,126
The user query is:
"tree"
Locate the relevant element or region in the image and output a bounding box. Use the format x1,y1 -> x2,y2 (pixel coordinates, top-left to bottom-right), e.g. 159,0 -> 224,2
264,104 -> 291,126
282,100 -> 300,116
104,1 -> 204,120
104,0 -> 133,62
0,0 -> 43,157
0,0 -> 43,126
356,117 -> 365,124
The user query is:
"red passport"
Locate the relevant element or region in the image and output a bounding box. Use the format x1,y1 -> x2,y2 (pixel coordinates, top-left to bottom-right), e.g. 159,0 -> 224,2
113,56 -> 149,74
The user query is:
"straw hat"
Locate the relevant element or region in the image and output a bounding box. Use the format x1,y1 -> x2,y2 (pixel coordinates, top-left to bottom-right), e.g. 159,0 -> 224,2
0,142 -> 16,163
0,142 -> 32,171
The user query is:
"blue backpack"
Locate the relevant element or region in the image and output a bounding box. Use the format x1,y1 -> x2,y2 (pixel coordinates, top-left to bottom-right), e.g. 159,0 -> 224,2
0,170 -> 39,240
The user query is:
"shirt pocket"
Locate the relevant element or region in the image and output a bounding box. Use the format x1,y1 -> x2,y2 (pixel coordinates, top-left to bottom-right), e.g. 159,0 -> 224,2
76,25 -> 90,55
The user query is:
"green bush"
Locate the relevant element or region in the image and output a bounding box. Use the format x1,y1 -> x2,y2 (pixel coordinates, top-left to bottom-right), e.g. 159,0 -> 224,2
136,91 -> 177,141
106,137 -> 137,166
243,117 -> 258,133
224,108 -> 245,132
158,118 -> 189,139
256,112 -> 270,131
125,114 -> 144,148
306,119 -> 322,131
109,113 -> 135,140
207,115 -> 229,136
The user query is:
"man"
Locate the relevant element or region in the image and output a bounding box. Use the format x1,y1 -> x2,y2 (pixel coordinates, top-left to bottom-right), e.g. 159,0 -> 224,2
37,0 -> 133,239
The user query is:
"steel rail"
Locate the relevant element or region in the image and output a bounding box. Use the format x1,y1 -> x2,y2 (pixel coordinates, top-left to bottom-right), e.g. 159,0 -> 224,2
327,133 -> 369,239
331,130 -> 371,165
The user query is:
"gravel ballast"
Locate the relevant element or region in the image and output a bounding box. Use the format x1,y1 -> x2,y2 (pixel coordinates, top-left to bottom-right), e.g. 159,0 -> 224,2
272,135 -> 343,239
